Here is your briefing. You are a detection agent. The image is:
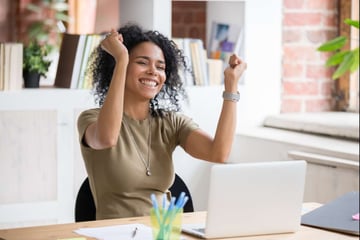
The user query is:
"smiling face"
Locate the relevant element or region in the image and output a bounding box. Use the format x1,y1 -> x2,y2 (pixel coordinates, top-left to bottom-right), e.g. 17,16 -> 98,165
125,41 -> 166,101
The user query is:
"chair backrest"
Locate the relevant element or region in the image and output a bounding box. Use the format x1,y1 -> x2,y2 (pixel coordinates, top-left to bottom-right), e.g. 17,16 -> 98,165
74,178 -> 96,222
169,174 -> 194,212
74,173 -> 194,222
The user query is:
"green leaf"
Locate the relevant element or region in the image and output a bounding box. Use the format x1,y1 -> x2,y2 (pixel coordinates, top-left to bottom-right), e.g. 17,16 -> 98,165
26,3 -> 41,13
55,12 -> 71,22
317,36 -> 347,52
51,2 -> 69,12
325,51 -> 347,66
350,47 -> 359,72
344,19 -> 359,29
332,52 -> 354,79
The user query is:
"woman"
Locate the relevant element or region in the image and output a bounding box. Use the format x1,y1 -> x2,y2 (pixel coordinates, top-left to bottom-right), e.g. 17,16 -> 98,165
77,24 -> 246,220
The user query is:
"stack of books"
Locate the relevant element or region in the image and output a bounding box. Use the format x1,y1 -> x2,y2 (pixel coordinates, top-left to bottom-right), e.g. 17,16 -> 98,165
54,33 -> 102,89
0,42 -> 23,91
172,21 -> 243,87
173,37 -> 223,87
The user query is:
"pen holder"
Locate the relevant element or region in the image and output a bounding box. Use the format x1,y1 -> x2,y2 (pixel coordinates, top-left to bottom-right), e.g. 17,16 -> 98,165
150,208 -> 183,240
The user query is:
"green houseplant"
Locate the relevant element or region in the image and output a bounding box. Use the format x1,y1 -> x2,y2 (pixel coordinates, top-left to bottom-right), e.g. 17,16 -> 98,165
22,0 -> 69,87
26,0 -> 69,52
23,41 -> 51,88
317,18 -> 359,79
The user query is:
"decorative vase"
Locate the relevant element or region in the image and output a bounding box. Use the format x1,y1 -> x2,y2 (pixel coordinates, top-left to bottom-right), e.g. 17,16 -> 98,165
23,70 -> 41,88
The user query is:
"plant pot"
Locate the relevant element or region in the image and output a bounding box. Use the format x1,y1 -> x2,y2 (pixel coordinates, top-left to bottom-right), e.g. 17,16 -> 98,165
23,71 -> 41,88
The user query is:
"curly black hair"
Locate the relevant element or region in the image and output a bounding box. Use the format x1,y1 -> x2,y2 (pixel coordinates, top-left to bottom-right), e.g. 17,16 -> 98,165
87,23 -> 190,117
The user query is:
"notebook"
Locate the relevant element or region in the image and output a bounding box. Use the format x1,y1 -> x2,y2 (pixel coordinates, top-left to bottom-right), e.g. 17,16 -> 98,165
182,160 -> 307,239
301,191 -> 359,236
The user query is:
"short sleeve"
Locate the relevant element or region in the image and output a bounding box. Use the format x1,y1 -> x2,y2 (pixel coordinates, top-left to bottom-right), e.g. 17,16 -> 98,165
171,112 -> 199,147
77,108 -> 100,144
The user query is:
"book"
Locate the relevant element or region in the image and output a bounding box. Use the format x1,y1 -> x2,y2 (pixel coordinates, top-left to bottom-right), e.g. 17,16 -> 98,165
79,34 -> 102,89
70,34 -> 86,89
3,43 -> 11,90
172,38 -> 195,86
54,33 -> 102,89
54,33 -> 81,88
8,43 -> 23,90
301,191 -> 359,236
207,58 -> 223,86
0,43 -> 5,90
0,43 -> 22,91
190,39 -> 209,86
77,35 -> 93,89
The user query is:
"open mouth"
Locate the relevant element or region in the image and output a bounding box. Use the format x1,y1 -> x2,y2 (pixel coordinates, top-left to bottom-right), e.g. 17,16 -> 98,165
140,79 -> 158,87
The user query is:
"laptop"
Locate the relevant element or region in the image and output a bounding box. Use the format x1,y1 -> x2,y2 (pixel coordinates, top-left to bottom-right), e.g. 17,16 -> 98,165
182,160 -> 307,239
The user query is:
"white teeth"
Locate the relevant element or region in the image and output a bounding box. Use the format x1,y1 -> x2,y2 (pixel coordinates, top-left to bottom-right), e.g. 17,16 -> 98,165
140,79 -> 157,87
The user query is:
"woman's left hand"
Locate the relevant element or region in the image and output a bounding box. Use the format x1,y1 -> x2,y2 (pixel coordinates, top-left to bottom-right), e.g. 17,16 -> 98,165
223,54 -> 247,92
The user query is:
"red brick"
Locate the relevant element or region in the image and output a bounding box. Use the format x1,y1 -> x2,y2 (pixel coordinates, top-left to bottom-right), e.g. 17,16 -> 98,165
283,0 -> 305,9
283,29 -> 303,43
320,80 -> 335,96
172,26 -> 186,38
283,63 -> 305,78
305,0 -> 338,10
306,29 -> 339,44
172,12 -> 184,23
189,26 -> 201,38
194,11 -> 206,23
283,45 -> 318,62
319,51 -> 333,61
183,12 -> 193,24
305,98 -> 333,111
283,80 -> 319,95
284,12 -> 322,26
281,99 -> 303,112
323,14 -> 338,27
306,64 -> 333,79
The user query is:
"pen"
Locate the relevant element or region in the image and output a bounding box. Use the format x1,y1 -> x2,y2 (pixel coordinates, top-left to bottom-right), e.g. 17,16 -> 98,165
131,226 -> 138,239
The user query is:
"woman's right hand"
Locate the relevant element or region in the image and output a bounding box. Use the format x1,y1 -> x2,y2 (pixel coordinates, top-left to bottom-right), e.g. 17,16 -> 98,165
100,29 -> 128,64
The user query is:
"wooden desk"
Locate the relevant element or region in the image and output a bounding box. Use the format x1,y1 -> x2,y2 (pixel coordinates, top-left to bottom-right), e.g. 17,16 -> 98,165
0,204 -> 357,240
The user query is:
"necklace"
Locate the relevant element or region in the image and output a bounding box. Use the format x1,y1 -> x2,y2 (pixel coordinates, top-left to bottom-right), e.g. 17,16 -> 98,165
122,116 -> 152,176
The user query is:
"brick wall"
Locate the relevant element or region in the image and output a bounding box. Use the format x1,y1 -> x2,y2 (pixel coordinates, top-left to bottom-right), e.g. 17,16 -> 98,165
0,0 -> 17,42
172,1 -> 207,47
282,0 -> 339,112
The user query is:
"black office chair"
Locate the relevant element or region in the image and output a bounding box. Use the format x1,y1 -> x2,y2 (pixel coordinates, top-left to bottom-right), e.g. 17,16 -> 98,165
169,174 -> 194,213
74,173 -> 194,222
74,177 -> 96,222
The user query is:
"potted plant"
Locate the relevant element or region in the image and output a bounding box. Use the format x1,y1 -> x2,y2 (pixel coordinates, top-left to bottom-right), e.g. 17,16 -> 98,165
26,0 -> 70,52
22,0 -> 70,87
23,41 -> 52,88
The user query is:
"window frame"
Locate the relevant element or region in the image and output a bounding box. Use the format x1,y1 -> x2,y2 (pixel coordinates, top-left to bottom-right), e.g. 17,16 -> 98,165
337,0 -> 359,112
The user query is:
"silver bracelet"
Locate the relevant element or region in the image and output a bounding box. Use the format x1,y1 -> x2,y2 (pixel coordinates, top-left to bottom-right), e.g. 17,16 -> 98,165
222,91 -> 240,102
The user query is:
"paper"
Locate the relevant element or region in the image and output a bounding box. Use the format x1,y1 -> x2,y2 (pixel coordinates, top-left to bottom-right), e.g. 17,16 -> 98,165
74,223 -> 152,240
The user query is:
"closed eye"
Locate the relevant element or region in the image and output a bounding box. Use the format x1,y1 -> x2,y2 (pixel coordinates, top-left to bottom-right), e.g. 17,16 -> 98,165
156,65 -> 166,71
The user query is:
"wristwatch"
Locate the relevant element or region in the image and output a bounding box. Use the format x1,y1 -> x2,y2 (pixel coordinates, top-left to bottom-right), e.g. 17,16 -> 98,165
222,91 -> 240,102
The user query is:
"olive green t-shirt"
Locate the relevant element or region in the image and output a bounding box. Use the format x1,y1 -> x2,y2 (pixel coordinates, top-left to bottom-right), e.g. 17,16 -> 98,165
77,108 -> 199,220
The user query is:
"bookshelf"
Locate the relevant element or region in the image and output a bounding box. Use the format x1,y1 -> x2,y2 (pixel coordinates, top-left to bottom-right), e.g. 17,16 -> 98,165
0,0 -> 285,228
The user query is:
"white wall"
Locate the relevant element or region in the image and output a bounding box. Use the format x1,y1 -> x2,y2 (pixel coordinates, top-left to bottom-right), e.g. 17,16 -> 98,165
119,0 -> 172,37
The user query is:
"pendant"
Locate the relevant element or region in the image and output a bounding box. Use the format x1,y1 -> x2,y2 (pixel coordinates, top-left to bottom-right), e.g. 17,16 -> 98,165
146,169 -> 151,176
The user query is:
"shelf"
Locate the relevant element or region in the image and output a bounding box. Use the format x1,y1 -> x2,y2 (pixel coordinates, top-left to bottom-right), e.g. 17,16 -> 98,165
0,88 -> 96,110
